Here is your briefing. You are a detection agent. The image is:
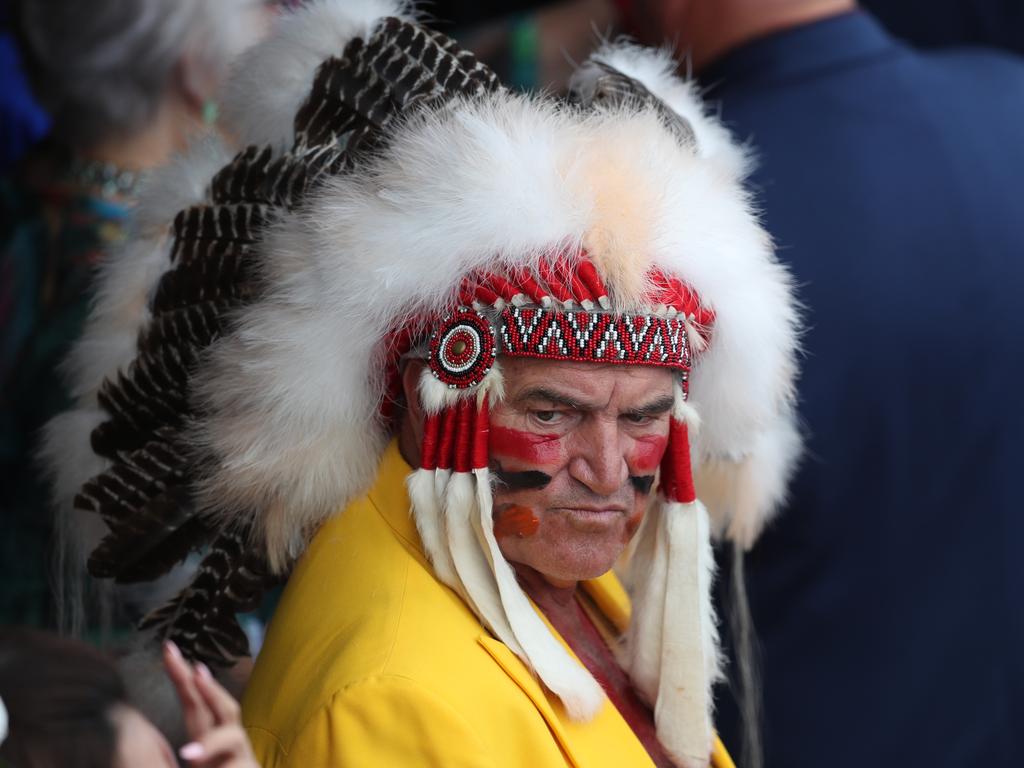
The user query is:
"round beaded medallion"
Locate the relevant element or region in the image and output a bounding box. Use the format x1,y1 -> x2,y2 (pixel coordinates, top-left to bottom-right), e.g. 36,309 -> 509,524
428,307 -> 497,388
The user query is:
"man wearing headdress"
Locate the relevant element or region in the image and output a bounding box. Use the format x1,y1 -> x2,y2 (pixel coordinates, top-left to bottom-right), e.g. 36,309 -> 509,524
45,2 -> 800,766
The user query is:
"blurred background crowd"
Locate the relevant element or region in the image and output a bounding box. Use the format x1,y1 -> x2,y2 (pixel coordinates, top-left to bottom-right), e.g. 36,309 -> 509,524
1,0 -> 1022,766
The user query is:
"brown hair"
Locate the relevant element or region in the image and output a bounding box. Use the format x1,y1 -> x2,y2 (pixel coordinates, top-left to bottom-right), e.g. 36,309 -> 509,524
0,628 -> 124,768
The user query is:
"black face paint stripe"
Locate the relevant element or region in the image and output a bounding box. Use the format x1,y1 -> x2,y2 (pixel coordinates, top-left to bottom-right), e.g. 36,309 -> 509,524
630,475 -> 656,495
494,467 -> 552,491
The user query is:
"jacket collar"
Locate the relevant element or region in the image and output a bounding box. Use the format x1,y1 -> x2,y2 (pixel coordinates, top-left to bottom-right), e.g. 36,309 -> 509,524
366,439 -> 423,552
700,10 -> 898,92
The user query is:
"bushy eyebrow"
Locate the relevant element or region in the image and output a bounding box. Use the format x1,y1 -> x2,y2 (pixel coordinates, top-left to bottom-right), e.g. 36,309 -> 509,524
514,386 -> 592,411
514,387 -> 675,417
623,394 -> 675,419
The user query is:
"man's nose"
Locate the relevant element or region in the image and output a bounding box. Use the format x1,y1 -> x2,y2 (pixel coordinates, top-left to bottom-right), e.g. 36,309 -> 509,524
567,420 -> 629,497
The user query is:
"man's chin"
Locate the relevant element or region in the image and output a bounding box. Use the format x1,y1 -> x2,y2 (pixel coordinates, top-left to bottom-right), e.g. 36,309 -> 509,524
530,553 -> 621,586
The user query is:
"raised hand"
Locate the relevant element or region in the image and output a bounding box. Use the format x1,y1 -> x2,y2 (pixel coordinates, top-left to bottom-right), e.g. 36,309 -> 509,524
163,641 -> 259,768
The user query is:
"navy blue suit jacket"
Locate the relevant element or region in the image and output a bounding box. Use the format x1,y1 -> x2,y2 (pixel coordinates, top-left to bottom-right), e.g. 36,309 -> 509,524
701,12 -> 1024,767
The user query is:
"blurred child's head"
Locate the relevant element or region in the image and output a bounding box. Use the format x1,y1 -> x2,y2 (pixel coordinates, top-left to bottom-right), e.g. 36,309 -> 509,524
0,629 -> 175,768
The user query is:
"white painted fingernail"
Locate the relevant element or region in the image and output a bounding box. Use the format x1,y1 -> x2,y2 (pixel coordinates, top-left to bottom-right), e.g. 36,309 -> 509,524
180,742 -> 205,760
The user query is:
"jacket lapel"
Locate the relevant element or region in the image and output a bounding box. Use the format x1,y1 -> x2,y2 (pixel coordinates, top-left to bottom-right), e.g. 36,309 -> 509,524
476,570 -> 656,768
476,635 -> 585,768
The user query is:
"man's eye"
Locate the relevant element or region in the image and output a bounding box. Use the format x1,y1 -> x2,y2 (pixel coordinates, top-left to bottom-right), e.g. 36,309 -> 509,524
532,410 -> 561,424
624,413 -> 653,426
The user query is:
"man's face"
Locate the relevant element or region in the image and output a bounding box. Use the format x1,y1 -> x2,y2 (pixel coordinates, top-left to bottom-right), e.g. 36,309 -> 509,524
488,357 -> 675,587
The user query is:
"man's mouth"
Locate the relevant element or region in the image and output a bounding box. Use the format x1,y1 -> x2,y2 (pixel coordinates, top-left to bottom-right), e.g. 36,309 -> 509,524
552,506 -> 627,532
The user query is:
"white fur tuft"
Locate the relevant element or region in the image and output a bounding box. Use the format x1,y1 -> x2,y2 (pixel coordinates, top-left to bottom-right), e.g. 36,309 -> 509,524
572,42 -> 752,179
418,369 -> 468,414
418,361 -> 504,415
37,407 -> 110,586
694,407 -> 802,548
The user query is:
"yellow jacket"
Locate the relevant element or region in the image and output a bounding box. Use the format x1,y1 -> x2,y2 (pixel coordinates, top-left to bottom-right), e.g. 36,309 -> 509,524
243,441 -> 734,767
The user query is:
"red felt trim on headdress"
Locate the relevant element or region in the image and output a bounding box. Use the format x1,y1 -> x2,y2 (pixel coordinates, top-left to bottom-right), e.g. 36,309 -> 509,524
472,395 -> 490,470
473,283 -> 501,306
453,398 -> 474,473
437,406 -> 457,471
421,412 -> 441,470
485,273 -> 521,303
648,269 -> 715,325
576,259 -> 608,304
537,259 -> 573,304
660,419 -> 696,504
558,254 -> 591,304
511,268 -> 549,306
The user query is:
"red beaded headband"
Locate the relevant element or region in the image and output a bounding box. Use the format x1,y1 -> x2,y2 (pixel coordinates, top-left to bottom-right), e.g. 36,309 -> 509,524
429,305 -> 693,391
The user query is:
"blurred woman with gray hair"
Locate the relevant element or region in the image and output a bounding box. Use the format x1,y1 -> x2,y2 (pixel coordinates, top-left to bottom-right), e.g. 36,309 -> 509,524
0,0 -> 273,631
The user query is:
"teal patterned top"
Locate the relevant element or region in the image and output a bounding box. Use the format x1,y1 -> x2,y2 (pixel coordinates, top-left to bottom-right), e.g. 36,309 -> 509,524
0,146 -> 132,628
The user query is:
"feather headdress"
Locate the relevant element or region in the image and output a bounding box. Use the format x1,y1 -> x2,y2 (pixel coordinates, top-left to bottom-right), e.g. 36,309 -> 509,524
45,2 -> 801,766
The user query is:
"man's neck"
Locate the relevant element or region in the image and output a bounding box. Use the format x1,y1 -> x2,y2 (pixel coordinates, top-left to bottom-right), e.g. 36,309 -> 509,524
679,0 -> 857,73
513,562 -> 677,767
513,563 -> 578,611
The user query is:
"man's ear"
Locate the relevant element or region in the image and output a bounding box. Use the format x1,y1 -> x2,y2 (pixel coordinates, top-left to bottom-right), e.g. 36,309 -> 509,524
398,360 -> 427,466
402,360 -> 426,425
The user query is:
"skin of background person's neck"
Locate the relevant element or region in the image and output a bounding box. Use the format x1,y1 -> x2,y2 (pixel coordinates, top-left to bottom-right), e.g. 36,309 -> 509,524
80,82 -> 204,172
642,0 -> 857,73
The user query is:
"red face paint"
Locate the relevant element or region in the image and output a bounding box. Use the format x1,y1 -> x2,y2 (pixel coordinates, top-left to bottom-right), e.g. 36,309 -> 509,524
493,504 -> 541,539
630,435 -> 668,474
489,425 -> 563,465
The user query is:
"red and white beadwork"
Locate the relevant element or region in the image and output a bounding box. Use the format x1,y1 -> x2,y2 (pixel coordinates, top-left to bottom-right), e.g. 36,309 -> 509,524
428,307 -> 497,388
499,306 -> 691,370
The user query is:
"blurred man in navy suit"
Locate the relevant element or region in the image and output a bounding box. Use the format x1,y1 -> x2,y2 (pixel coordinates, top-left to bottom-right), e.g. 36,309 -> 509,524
633,2 -> 1024,766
